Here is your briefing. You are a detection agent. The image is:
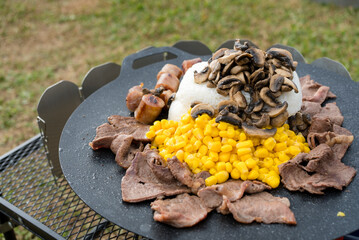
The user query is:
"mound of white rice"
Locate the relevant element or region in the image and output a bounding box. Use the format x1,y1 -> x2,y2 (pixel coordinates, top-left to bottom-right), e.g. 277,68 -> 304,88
168,62 -> 302,121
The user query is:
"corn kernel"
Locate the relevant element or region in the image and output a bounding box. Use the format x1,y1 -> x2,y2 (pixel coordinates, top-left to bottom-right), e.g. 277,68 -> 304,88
175,150 -> 184,162
274,142 -> 287,152
237,147 -> 252,156
209,151 -> 219,161
146,130 -> 156,139
204,160 -> 215,169
203,136 -> 213,146
227,126 -> 235,138
193,140 -> 202,150
174,141 -> 186,150
229,153 -> 238,163
209,168 -> 217,175
208,141 -> 222,152
219,130 -> 228,138
218,122 -> 228,131
225,162 -> 233,173
215,171 -> 229,183
211,127 -> 219,137
304,146 -> 311,153
248,169 -> 259,180
278,151 -> 290,162
216,162 -> 226,171
236,140 -> 253,149
231,168 -> 240,179
240,153 -> 253,161
266,175 -> 280,188
198,145 -> 208,156
239,132 -> 247,141
204,124 -> 212,136
263,137 -> 276,151
221,144 -> 233,152
254,148 -> 269,158
288,146 -> 301,156
205,176 -> 218,186
245,158 -> 257,169
193,128 -> 204,140
219,152 -> 231,162
184,144 -> 194,153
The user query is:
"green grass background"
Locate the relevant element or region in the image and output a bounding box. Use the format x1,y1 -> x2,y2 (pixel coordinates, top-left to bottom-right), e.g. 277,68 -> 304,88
0,0 -> 358,238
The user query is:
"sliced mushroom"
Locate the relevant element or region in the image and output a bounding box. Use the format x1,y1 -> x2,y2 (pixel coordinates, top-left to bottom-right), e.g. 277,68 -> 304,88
190,101 -> 202,108
230,65 -> 249,75
254,77 -> 270,90
235,53 -> 252,65
218,51 -> 242,65
246,48 -> 266,68
215,112 -> 242,126
269,74 -> 285,93
283,77 -> 299,93
194,66 -> 210,84
212,48 -> 228,61
234,40 -> 249,51
266,48 -> 295,70
222,60 -> 235,75
259,87 -> 280,107
191,103 -> 215,119
242,122 -> 277,138
230,89 -> 247,109
270,110 -> 289,128
217,75 -> 243,90
275,68 -> 292,79
249,67 -> 265,85
252,99 -> 264,112
253,113 -> 270,128
206,81 -> 216,88
208,59 -> 221,81
218,100 -> 239,113
263,101 -> 288,118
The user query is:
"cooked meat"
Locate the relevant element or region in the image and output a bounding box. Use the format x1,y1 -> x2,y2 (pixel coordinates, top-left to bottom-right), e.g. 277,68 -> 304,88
300,75 -> 336,104
89,123 -> 118,150
198,179 -> 271,210
226,192 -> 296,225
126,84 -> 144,112
111,134 -> 144,169
146,149 -> 177,183
157,63 -> 183,80
182,57 -> 202,74
301,101 -> 322,118
107,115 -> 151,142
279,144 -> 356,194
151,193 -> 209,228
314,102 -> 344,126
155,72 -> 180,93
167,156 -> 208,193
121,151 -> 190,203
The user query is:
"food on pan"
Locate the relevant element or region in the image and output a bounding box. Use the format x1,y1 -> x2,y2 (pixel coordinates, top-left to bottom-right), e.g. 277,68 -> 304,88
89,40 -> 356,228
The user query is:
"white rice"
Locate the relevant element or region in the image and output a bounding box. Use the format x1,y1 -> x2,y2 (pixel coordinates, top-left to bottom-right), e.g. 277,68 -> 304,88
168,62 -> 302,121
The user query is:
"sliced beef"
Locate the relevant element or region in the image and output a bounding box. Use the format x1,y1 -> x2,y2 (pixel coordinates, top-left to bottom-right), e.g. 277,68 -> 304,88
167,156 -> 208,193
121,150 -> 190,203
111,134 -> 142,169
107,115 -> 150,142
146,149 -> 177,183
307,117 -> 353,160
279,144 -> 356,194
226,192 -> 296,225
314,102 -> 344,126
90,116 -> 151,168
198,179 -> 271,211
89,123 -> 118,150
300,75 -> 336,104
300,101 -> 322,118
151,193 -> 209,228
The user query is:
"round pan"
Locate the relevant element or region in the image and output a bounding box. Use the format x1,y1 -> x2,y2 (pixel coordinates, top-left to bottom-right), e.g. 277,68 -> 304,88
59,43 -> 359,240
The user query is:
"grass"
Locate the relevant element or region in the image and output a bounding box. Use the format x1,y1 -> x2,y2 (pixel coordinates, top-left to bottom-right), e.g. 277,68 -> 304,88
0,0 -> 358,238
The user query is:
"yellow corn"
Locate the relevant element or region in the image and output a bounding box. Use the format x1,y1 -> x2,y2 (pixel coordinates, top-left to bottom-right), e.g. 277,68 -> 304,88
148,109 -> 309,188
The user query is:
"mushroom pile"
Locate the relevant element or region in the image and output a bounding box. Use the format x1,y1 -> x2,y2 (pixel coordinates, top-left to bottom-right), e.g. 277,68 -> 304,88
191,40 -> 299,137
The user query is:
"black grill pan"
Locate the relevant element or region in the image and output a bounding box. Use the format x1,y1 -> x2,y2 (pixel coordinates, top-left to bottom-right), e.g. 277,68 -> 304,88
59,43 -> 359,240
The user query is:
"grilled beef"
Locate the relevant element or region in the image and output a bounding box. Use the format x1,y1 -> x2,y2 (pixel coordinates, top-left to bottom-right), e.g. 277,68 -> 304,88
167,156 -> 208,194
151,193 -> 210,228
226,192 -> 296,225
279,144 -> 356,194
121,149 -> 190,203
300,75 -> 336,104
